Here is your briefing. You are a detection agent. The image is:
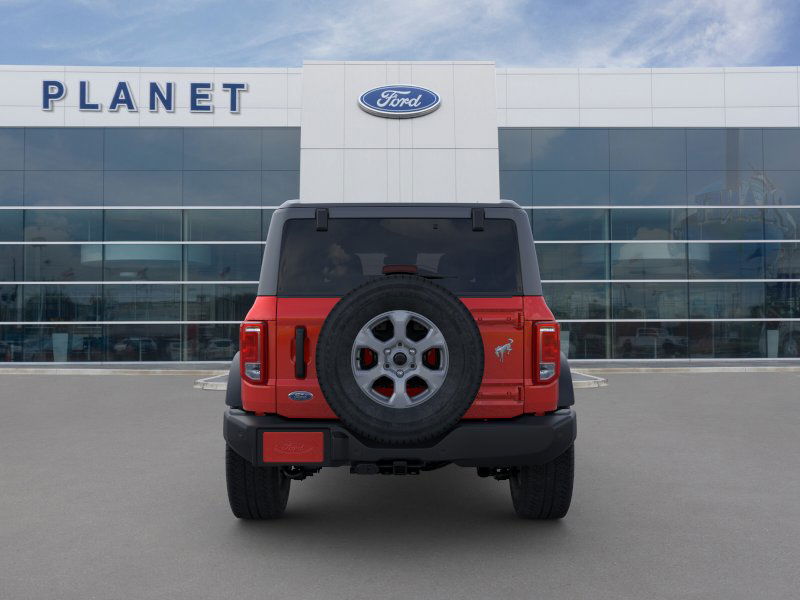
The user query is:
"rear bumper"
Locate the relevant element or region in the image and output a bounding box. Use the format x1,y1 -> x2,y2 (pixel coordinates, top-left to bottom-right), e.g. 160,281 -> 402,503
223,408 -> 576,468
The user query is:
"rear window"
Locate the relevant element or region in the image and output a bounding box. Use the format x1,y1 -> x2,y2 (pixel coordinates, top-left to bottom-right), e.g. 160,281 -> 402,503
277,217 -> 521,296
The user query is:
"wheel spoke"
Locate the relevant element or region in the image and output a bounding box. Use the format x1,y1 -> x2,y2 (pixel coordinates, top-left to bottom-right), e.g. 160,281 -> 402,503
353,328 -> 382,352
417,327 -> 446,353
387,383 -> 413,408
352,368 -> 381,395
418,364 -> 447,391
388,310 -> 412,342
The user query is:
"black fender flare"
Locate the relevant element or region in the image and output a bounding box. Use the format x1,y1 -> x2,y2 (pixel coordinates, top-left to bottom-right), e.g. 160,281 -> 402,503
225,352 -> 242,409
557,351 -> 574,408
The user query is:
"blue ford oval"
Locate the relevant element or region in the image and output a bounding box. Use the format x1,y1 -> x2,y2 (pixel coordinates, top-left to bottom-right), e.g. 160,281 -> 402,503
358,85 -> 440,118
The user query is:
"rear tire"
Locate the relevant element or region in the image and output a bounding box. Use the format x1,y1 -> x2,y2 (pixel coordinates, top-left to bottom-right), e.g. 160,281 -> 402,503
509,445 -> 574,519
226,445 -> 290,519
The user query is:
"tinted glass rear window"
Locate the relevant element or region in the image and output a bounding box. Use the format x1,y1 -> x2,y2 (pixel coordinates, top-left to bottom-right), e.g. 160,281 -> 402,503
277,218 -> 521,296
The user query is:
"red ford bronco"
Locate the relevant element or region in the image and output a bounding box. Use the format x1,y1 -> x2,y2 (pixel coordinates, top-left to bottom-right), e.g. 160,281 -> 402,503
224,201 -> 576,519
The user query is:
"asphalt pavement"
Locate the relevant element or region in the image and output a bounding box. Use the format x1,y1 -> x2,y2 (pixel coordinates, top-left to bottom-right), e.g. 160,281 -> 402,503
1,372 -> 799,600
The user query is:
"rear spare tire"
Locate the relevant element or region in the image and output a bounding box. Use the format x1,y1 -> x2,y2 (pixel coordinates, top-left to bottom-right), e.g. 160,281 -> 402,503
316,275 -> 484,445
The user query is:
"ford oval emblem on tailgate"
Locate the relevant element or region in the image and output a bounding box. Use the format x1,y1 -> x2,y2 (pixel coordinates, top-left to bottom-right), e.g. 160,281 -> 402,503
288,390 -> 313,402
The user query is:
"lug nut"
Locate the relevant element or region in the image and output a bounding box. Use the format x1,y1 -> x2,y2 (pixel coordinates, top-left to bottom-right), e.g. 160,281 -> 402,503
384,363 -> 390,369
396,370 -> 404,377
409,348 -> 416,355
384,348 -> 391,354
410,363 -> 416,369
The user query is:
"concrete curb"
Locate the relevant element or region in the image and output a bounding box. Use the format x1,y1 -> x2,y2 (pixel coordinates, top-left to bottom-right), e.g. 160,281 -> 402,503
0,368 -> 225,376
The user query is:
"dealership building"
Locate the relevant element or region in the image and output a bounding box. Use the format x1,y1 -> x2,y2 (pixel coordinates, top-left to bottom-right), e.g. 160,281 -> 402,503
0,61 -> 798,363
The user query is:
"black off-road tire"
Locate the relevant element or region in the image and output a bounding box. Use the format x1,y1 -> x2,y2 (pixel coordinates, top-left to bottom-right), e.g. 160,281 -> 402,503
316,274 -> 484,445
510,445 -> 574,519
226,445 -> 290,519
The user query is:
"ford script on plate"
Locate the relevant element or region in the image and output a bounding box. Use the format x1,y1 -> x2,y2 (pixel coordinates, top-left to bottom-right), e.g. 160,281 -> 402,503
358,85 -> 440,118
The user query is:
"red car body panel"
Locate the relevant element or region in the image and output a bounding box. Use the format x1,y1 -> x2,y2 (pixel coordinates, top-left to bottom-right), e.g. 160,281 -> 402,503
241,294 -> 558,418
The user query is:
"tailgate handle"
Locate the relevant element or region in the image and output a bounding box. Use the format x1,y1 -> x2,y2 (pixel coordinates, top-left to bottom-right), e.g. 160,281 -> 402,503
295,326 -> 306,379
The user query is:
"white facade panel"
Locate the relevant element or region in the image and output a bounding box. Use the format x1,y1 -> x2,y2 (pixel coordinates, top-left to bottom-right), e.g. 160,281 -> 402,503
579,72 -> 651,108
724,69 -> 799,106
506,72 -> 580,108
344,149 -> 388,202
506,108 -> 579,127
579,107 -> 652,126
455,149 -> 499,202
412,149 -> 456,202
343,63 -> 390,149
409,63 -> 456,148
652,72 -> 725,107
725,106 -> 800,127
453,63 -> 498,148
652,107 -> 726,127
299,148 -> 343,202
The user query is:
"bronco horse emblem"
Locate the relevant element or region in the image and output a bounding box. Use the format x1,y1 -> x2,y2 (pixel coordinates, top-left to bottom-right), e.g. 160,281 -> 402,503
494,338 -> 514,363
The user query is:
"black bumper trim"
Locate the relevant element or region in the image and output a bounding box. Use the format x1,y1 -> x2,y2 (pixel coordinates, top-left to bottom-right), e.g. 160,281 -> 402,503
224,409 -> 576,468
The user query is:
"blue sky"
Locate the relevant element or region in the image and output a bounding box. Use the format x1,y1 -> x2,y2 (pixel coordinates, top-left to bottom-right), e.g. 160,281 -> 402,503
1,0 -> 798,68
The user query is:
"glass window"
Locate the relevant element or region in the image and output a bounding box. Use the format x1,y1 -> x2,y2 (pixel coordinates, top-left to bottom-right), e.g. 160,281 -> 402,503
537,243 -> 608,280
185,244 -> 262,281
764,170 -> 800,205
183,128 -> 261,170
25,128 -> 103,170
0,285 -> 20,321
500,171 -> 532,205
532,128 -> 609,170
611,321 -> 689,359
532,171 -> 610,206
766,282 -> 800,317
612,282 -> 688,320
611,243 -> 687,279
0,129 -> 24,170
104,128 -> 182,170
498,129 -> 532,171
613,321 -> 689,359
611,171 -> 686,205
262,170 -> 299,206
611,208 -> 687,240
763,129 -> 800,170
22,324 -> 104,362
24,210 -> 102,242
774,323 -> 800,357
531,209 -> 608,241
24,244 -> 102,281
24,171 -> 103,206
610,129 -> 685,170
686,129 -> 763,171
542,283 -> 608,319
104,171 -> 182,206
106,324 -> 181,361
103,245 -> 181,281
0,210 -> 23,241
689,282 -> 765,319
768,210 -> 798,239
262,128 -> 300,170
0,171 -> 23,205
185,324 -> 239,361
278,218 -> 522,296
185,284 -> 257,321
0,325 -> 24,361
104,210 -> 181,241
687,170 -> 773,205
183,171 -> 260,206
765,242 -> 800,279
689,243 -> 765,279
560,322 -> 608,359
103,285 -> 181,320
0,246 -> 23,281
689,321 -> 765,358
184,209 -> 262,241
687,207 -> 764,240
22,285 -> 101,321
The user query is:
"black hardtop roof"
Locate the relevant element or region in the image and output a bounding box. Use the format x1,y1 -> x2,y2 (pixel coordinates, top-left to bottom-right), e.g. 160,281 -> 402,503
276,199 -> 523,210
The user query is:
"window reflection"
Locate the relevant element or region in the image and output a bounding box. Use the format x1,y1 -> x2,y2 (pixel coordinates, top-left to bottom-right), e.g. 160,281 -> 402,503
611,209 -> 687,240
183,171 -> 261,205
687,207 -> 764,240
532,171 -> 609,205
104,285 -> 181,320
0,129 -> 24,170
25,245 -> 102,281
610,129 -> 685,170
689,282 -> 765,319
185,284 -> 256,321
689,322 -> 765,358
185,244 -> 263,281
184,209 -> 262,241
542,283 -> 608,319
537,244 -> 608,280
560,322 -> 608,359
0,285 -> 20,321
106,324 -> 181,361
532,209 -> 607,241
104,171 -> 182,206
612,283 -> 688,319
24,210 -> 102,241
613,321 -> 688,359
103,245 -> 181,281
22,324 -> 104,362
533,129 -> 609,170
24,171 -> 103,206
0,210 -> 23,241
104,128 -> 182,170
23,285 -> 101,321
689,243 -> 765,279
0,171 -> 23,205
611,243 -> 687,279
185,324 -> 239,361
104,210 -> 181,241
611,171 -> 686,205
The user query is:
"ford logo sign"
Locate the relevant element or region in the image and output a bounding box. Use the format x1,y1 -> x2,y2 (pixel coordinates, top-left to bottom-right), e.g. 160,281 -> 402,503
288,390 -> 313,402
358,85 -> 440,118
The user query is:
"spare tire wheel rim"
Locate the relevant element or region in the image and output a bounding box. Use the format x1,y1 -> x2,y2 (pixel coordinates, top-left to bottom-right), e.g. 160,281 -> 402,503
350,310 -> 449,409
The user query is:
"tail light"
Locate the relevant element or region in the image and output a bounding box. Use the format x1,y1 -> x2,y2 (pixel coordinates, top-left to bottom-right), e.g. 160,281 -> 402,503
535,321 -> 560,383
240,321 -> 266,383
